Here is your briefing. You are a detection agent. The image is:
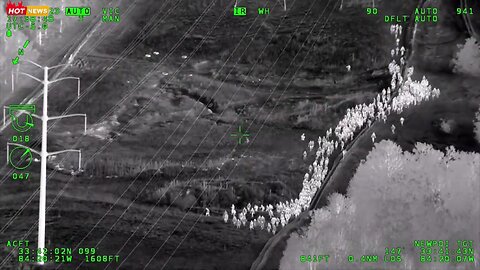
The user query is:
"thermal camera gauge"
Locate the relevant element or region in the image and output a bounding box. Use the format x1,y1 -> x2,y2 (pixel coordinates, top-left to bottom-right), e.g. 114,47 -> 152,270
10,114 -> 34,132
8,104 -> 36,133
9,146 -> 33,170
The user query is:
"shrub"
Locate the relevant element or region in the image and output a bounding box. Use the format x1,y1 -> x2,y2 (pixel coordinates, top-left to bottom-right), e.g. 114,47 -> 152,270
280,140 -> 480,270
144,187 -> 170,205
216,189 -> 236,208
175,193 -> 197,211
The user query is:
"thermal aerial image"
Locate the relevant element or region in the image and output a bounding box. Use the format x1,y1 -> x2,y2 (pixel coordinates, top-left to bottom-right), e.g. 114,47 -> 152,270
0,0 -> 479,269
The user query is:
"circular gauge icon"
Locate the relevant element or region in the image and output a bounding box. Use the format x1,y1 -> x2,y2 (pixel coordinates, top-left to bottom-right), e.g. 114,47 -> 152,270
9,147 -> 33,170
10,114 -> 34,133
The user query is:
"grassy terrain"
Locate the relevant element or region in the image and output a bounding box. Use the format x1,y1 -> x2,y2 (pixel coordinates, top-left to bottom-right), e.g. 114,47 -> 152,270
31,0 -> 394,209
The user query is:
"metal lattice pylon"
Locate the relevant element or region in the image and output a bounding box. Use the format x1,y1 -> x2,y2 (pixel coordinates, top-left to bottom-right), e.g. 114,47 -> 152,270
4,60 -> 87,265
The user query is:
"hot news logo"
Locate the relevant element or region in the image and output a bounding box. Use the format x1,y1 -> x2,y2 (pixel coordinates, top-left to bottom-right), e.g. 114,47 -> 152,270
6,1 -> 26,16
5,1 -> 49,16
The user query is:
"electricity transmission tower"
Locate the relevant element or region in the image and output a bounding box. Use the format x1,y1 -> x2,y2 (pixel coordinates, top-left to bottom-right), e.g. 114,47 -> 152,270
4,60 -> 87,264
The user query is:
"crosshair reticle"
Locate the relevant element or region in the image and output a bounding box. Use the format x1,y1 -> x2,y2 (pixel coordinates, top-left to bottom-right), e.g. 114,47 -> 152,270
230,125 -> 250,145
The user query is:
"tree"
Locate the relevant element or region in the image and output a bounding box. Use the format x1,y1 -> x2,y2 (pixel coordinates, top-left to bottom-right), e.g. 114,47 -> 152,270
452,37 -> 480,77
280,140 -> 480,270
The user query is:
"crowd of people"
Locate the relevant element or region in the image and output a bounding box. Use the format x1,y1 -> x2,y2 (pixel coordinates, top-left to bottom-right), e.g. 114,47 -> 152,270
209,24 -> 441,235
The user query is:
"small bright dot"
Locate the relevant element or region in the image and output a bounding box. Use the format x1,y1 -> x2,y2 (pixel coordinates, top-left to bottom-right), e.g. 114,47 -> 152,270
162,72 -> 169,76
153,51 -> 159,55
145,54 -> 151,58
181,55 -> 187,59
